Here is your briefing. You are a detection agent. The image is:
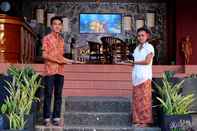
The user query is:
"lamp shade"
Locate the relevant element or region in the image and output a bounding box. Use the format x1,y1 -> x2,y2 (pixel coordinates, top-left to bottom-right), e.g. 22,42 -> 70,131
47,13 -> 55,27
123,16 -> 132,31
36,8 -> 44,24
62,17 -> 70,32
146,13 -> 155,28
136,19 -> 144,29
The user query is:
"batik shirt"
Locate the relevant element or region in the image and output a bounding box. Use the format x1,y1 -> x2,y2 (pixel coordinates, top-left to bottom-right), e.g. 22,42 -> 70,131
42,32 -> 65,76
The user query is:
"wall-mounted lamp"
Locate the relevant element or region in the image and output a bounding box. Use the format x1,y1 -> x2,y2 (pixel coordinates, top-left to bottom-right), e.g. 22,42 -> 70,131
36,8 -> 44,24
47,13 -> 55,27
123,16 -> 132,31
146,13 -> 155,28
62,17 -> 70,32
136,19 -> 144,30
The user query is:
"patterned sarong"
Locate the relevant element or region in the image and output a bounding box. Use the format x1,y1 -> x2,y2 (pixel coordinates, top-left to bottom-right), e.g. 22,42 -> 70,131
132,80 -> 153,124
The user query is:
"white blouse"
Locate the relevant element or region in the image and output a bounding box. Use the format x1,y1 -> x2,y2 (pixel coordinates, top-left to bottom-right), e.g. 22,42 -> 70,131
132,42 -> 154,86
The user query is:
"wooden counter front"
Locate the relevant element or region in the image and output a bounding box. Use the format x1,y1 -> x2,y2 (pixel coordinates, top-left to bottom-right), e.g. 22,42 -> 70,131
0,15 -> 36,63
0,64 -> 188,96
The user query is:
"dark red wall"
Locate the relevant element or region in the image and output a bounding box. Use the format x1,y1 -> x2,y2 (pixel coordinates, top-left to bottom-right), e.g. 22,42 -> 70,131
176,1 -> 197,65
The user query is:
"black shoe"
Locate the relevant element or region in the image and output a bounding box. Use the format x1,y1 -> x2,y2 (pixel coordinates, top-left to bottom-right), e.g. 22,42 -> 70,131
43,119 -> 50,126
52,120 -> 60,126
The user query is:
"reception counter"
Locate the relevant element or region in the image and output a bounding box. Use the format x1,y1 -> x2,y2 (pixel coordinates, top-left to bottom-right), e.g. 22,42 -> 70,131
0,15 -> 36,63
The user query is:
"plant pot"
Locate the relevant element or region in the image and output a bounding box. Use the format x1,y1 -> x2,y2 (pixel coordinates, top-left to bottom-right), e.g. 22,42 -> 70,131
161,114 -> 192,131
0,114 -> 9,129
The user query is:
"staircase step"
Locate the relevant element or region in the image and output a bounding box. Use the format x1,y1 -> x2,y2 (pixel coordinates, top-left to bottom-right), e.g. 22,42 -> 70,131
65,96 -> 131,112
64,126 -> 161,131
35,125 -> 64,131
64,112 -> 131,126
64,126 -> 133,131
132,127 -> 161,131
35,125 -> 161,131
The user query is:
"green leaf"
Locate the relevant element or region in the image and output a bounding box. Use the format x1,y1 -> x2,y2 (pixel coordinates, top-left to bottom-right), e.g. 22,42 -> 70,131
154,72 -> 195,115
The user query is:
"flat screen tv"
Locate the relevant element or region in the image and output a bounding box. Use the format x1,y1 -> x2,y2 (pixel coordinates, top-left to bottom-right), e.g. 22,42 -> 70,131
80,13 -> 122,34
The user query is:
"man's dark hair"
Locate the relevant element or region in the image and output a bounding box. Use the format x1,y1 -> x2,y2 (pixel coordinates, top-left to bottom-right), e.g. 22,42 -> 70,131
50,16 -> 63,25
137,27 -> 151,35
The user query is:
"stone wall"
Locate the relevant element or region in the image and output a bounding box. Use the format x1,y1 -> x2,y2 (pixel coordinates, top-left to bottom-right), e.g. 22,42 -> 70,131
22,1 -> 167,64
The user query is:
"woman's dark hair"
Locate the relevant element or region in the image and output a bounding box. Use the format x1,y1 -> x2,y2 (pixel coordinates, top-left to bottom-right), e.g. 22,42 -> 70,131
137,27 -> 151,35
50,16 -> 63,25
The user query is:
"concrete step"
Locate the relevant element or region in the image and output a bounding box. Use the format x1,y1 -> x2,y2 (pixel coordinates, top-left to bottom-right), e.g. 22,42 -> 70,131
65,96 -> 131,113
132,127 -> 161,131
35,96 -> 161,131
64,112 -> 131,126
35,125 -> 161,131
35,125 -> 64,131
64,126 -> 161,131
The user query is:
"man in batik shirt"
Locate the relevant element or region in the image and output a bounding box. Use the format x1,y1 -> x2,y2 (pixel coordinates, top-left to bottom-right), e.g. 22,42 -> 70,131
42,16 -> 73,126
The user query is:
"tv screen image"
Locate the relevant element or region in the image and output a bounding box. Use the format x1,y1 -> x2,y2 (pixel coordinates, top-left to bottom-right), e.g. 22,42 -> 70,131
80,13 -> 122,34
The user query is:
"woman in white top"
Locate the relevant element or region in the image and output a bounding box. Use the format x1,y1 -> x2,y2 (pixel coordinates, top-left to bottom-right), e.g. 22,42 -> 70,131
131,27 -> 154,127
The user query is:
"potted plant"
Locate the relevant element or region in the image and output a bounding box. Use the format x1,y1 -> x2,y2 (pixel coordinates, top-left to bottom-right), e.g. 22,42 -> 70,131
152,71 -> 183,126
0,66 -> 42,131
154,72 -> 195,131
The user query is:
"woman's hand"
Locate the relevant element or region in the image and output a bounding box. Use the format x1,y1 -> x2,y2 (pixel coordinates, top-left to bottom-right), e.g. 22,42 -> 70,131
117,60 -> 134,66
128,60 -> 134,64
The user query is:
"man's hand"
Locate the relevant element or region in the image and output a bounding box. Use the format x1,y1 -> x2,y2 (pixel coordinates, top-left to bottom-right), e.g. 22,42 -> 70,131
58,57 -> 85,64
57,58 -> 70,64
73,60 -> 84,64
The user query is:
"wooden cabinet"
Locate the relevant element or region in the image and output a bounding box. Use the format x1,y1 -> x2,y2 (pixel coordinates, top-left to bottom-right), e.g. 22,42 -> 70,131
0,15 -> 36,63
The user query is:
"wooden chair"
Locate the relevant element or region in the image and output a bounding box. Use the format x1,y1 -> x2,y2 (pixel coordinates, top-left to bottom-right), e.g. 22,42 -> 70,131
88,41 -> 102,64
100,36 -> 127,64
